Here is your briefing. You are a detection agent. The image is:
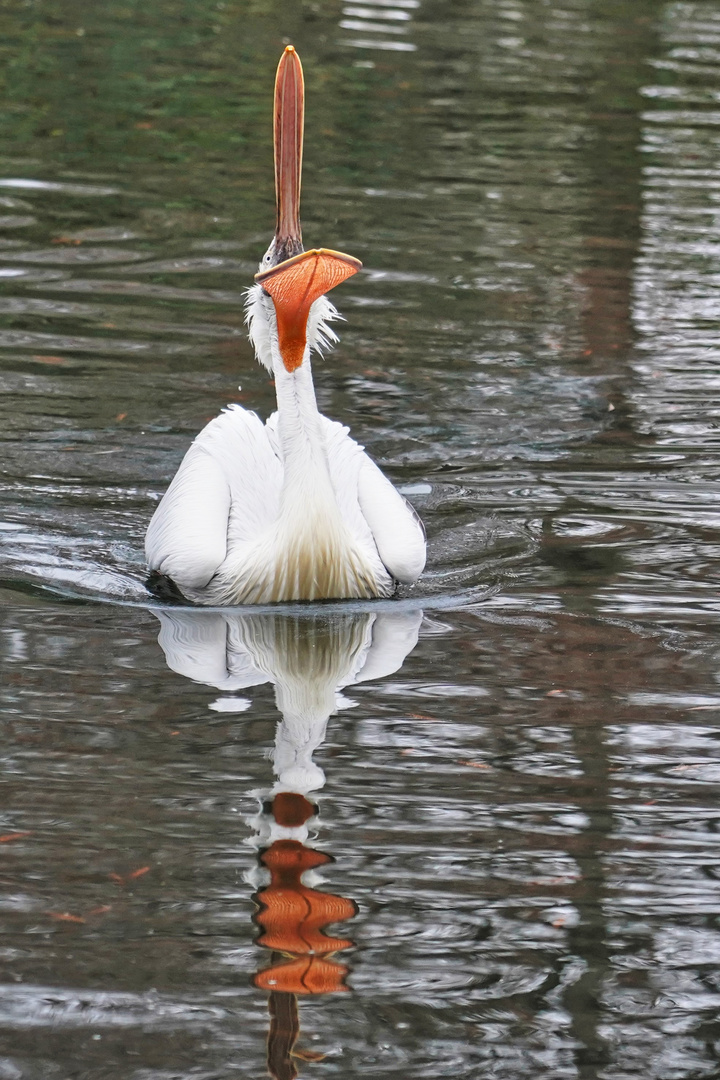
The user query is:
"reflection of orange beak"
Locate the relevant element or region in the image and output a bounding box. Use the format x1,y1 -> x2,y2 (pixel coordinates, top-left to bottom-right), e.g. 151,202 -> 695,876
274,46 -> 304,261
254,838 -> 356,995
255,955 -> 350,995
256,248 -> 362,372
255,839 -> 356,956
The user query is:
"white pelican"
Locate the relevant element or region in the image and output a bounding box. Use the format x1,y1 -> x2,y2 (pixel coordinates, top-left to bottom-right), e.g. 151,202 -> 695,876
145,46 -> 426,605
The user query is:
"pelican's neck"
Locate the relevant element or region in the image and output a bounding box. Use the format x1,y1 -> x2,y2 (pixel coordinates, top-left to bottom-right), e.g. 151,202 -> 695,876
239,288 -> 382,603
274,353 -> 321,445
272,348 -> 336,507
247,288 -> 340,488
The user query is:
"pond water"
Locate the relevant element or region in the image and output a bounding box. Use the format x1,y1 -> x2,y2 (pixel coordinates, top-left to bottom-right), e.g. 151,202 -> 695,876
2,0 -> 720,1076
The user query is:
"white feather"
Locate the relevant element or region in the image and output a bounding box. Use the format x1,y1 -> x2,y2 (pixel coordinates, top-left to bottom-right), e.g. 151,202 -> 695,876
358,459 -> 427,584
244,286 -> 341,370
244,284 -> 274,373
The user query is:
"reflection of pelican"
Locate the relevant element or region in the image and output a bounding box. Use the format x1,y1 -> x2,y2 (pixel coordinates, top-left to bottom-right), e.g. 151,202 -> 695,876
153,607 -> 421,1080
157,608 -> 422,798
145,45 -> 426,605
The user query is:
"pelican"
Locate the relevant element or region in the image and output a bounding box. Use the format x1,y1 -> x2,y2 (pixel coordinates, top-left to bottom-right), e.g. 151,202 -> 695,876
145,46 -> 426,605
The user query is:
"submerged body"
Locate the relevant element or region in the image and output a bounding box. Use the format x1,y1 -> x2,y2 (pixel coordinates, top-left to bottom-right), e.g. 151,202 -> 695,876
145,48 -> 426,605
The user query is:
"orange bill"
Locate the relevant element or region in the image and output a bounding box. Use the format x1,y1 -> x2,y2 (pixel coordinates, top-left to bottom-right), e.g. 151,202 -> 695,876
274,45 -> 304,253
256,248 -> 362,371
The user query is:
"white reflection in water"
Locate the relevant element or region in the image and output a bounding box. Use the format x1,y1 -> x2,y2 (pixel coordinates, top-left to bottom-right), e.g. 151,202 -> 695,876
340,0 -> 418,51
156,608 -> 422,798
0,178 -> 119,196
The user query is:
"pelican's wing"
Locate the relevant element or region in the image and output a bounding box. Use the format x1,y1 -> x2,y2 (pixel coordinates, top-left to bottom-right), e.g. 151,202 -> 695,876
146,406 -> 282,589
355,458 -> 426,584
317,418 -> 425,584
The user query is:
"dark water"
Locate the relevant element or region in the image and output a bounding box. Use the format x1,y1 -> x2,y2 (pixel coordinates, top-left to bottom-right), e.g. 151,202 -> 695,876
3,0 -> 720,1076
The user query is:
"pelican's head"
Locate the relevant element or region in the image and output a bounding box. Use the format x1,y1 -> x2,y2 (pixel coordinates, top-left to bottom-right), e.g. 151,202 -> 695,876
246,46 -> 362,374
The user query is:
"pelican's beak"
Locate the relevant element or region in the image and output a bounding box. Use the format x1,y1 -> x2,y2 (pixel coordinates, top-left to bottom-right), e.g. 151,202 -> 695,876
256,248 -> 362,372
259,47 -> 362,373
274,45 -> 304,263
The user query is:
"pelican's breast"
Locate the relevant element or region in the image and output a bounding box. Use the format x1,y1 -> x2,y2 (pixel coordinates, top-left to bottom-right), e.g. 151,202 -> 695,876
206,512 -> 391,605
